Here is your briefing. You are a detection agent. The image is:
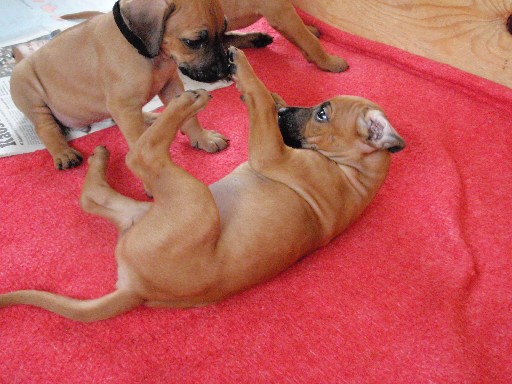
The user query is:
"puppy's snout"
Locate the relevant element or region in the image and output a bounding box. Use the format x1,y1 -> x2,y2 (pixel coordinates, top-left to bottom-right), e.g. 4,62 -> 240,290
211,60 -> 230,79
278,107 -> 308,149
211,41 -> 230,78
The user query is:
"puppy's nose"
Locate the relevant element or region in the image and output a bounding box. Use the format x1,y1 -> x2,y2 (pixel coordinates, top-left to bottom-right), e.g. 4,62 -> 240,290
212,49 -> 231,79
212,62 -> 229,79
386,134 -> 406,153
278,107 -> 297,117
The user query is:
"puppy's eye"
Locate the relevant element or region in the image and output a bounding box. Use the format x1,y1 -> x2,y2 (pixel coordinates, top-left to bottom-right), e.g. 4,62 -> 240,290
183,39 -> 203,49
315,107 -> 328,123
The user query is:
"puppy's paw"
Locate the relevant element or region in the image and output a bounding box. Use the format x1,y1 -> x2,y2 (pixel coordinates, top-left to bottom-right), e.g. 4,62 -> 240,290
317,55 -> 349,73
167,90 -> 212,122
143,111 -> 159,126
190,129 -> 229,153
87,145 -> 110,166
249,33 -> 273,48
271,93 -> 287,110
228,47 -> 256,84
175,89 -> 211,111
53,147 -> 83,170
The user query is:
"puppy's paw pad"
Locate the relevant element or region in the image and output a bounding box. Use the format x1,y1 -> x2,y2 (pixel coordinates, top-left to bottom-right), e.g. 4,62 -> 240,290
54,148 -> 83,170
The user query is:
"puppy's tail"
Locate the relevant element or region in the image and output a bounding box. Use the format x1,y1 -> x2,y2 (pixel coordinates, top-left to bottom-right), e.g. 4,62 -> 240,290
60,11 -> 104,20
0,289 -> 144,322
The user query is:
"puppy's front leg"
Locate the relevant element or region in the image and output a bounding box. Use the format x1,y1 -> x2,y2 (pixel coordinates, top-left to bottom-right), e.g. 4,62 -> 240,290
108,102 -> 146,150
228,47 -> 290,169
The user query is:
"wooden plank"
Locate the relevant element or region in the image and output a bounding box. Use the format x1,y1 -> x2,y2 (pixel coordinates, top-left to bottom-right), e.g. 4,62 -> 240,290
292,0 -> 512,89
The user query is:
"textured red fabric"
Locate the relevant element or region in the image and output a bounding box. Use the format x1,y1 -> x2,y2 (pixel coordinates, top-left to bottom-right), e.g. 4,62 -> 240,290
1,12 -> 511,384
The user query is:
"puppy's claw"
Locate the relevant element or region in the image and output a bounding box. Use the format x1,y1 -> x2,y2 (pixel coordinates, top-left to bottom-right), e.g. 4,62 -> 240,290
54,148 -> 84,170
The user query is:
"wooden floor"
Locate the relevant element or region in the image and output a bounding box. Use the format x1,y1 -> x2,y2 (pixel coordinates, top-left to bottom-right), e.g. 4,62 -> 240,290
292,0 -> 512,89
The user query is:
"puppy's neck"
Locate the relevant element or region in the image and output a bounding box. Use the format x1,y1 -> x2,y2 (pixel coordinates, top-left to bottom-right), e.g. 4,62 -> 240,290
112,1 -> 156,58
325,148 -> 391,201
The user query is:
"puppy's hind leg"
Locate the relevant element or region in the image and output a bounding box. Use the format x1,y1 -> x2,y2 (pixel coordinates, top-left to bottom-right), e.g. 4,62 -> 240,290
126,90 -> 212,198
10,67 -> 83,170
124,91 -> 221,276
80,146 -> 151,232
0,149 -> 146,322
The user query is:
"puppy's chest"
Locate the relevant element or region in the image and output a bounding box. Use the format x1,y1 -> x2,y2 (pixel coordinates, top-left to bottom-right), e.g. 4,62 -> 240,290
149,59 -> 177,95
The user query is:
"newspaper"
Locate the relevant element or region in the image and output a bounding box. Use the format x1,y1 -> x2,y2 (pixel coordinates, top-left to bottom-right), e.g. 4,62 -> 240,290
0,0 -> 232,158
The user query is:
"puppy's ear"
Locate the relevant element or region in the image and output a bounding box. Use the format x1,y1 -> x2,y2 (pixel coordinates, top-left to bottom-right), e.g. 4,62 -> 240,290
120,0 -> 175,57
357,109 -> 406,153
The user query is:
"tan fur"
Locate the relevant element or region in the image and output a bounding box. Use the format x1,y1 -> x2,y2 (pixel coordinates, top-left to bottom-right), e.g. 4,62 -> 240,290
0,49 -> 404,322
10,0 -> 230,170
62,0 -> 349,73
221,0 -> 348,72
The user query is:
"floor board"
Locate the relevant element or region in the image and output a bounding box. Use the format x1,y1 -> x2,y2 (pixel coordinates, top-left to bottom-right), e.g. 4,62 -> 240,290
293,0 -> 512,89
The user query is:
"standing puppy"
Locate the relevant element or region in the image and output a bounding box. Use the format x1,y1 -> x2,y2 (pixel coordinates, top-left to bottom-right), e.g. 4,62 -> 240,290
221,0 -> 349,72
61,0 -> 348,73
10,0 -> 230,170
0,48 -> 404,321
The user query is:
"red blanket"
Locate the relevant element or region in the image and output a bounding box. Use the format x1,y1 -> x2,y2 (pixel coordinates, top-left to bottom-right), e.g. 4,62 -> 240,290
1,12 -> 511,383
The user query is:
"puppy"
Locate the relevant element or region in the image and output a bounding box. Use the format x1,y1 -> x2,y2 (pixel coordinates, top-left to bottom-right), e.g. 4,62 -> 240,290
62,0 -> 348,74
10,0 -> 230,170
0,48 -> 404,321
221,0 -> 349,72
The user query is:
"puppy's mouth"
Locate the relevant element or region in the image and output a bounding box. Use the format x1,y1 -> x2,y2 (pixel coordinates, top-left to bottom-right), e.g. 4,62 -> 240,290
178,61 -> 230,83
277,107 -> 309,149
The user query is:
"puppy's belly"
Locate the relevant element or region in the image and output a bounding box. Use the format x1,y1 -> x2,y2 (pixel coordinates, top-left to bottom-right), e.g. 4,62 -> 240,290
40,77 -> 110,128
209,164 -> 322,291
50,104 -> 110,129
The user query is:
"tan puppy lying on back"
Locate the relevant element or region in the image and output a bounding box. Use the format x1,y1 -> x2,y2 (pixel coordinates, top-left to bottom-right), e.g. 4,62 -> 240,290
0,49 -> 404,321
10,0 -> 230,170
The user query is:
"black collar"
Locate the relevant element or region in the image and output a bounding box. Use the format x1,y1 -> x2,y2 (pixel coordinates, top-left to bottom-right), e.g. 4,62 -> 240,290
112,1 -> 155,58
